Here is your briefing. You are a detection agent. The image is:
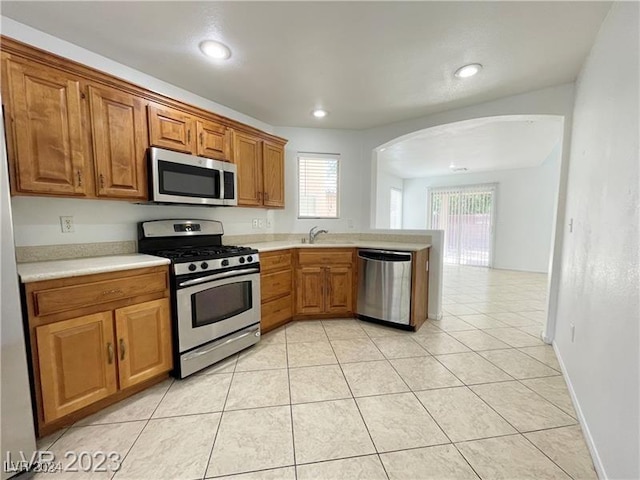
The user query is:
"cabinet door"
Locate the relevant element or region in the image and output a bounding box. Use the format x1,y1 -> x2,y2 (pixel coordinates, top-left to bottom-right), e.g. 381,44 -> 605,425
89,85 -> 148,199
295,267 -> 325,315
196,119 -> 230,161
326,266 -> 353,315
233,131 -> 263,206
4,58 -> 88,196
262,141 -> 285,208
36,312 -> 117,423
115,299 -> 172,389
147,104 -> 196,153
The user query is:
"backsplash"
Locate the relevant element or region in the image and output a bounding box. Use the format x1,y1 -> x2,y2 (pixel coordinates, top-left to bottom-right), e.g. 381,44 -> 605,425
15,241 -> 137,263
16,233 -> 432,263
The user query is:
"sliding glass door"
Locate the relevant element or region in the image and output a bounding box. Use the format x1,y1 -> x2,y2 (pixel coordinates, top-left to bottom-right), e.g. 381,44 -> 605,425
428,184 -> 496,267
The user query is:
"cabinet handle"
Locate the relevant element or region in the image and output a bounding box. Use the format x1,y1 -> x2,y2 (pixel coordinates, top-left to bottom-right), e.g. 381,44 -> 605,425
264,192 -> 269,201
76,170 -> 83,187
187,130 -> 191,144
99,174 -> 105,189
200,131 -> 204,146
107,342 -> 114,364
119,339 -> 126,361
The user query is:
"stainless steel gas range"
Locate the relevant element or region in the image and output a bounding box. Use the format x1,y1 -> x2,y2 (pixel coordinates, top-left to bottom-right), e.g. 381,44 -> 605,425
138,219 -> 260,378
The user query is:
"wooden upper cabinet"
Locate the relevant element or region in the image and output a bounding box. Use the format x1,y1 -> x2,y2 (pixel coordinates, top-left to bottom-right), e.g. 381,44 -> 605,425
88,85 -> 148,199
115,299 -> 172,389
3,58 -> 88,196
262,141 -> 285,208
36,311 -> 117,423
196,119 -> 230,161
147,104 -> 196,154
325,266 -> 353,315
234,131 -> 263,206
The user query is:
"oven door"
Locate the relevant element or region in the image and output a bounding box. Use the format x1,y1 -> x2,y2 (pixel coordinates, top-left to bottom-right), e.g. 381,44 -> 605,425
150,147 -> 228,206
175,270 -> 260,352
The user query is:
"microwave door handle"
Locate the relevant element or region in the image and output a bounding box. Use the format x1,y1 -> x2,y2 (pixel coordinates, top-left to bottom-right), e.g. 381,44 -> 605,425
219,168 -> 224,201
178,268 -> 259,288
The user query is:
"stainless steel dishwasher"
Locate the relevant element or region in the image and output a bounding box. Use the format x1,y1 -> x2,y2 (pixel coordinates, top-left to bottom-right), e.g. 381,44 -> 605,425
356,249 -> 412,326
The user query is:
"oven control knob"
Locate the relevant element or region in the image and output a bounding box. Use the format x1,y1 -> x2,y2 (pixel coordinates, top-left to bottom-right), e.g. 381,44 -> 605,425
239,257 -> 246,264
247,256 -> 253,263
188,263 -> 197,272
221,259 -> 229,267
201,262 -> 209,270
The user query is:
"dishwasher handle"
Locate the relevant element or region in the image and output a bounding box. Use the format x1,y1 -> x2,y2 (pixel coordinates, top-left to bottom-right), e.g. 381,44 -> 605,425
358,249 -> 412,262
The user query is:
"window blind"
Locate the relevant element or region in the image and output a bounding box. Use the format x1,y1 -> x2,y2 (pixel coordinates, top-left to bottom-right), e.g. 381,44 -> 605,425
428,183 -> 496,267
298,153 -> 339,218
390,188 -> 403,229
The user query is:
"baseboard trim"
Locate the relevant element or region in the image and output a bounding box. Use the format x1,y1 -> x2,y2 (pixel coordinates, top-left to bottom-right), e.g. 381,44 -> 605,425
552,341 -> 608,479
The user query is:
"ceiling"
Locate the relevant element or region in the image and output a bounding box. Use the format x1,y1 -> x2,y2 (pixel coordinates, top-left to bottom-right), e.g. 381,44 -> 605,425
1,2 -> 611,129
378,115 -> 564,178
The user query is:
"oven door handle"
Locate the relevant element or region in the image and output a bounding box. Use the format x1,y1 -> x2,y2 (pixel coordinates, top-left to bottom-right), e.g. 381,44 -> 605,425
184,328 -> 258,360
178,268 -> 260,288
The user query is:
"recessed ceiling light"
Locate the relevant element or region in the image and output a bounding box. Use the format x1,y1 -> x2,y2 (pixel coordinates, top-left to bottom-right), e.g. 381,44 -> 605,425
199,40 -> 232,60
454,63 -> 483,78
312,109 -> 328,118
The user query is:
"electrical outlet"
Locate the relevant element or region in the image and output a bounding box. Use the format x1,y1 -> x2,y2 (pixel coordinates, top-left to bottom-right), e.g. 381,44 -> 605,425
252,219 -> 259,229
570,323 -> 576,342
258,219 -> 265,229
60,216 -> 74,233
569,218 -> 574,233
266,218 -> 273,229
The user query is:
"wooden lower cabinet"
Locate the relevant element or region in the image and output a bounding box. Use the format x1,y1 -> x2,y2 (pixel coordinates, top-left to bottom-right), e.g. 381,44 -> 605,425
295,267 -> 326,315
115,299 -> 172,389
294,249 -> 356,318
325,266 -> 353,314
36,312 -> 117,423
25,266 -> 172,435
259,250 -> 293,332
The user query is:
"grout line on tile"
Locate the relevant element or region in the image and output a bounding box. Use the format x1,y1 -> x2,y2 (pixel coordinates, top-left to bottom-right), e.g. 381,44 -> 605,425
203,352 -> 236,479
112,378 -> 175,479
322,321 -> 382,458
284,340 -> 298,480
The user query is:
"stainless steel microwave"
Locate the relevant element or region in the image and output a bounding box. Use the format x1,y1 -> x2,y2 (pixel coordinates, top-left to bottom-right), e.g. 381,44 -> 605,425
149,147 -> 237,206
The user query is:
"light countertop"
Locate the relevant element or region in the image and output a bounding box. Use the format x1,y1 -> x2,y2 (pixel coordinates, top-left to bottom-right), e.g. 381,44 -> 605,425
18,254 -> 170,283
246,240 -> 431,253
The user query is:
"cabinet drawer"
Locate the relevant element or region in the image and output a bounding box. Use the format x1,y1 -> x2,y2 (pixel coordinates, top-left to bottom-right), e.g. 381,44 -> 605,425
33,271 -> 168,317
298,249 -> 354,266
261,250 -> 292,273
261,294 -> 292,332
261,269 -> 292,303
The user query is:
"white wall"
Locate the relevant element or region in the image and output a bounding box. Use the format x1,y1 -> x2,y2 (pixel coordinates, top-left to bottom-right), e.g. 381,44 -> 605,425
362,84 -> 575,341
553,4 -> 639,479
11,197 -> 274,246
403,143 -> 561,272
272,126 -> 365,235
375,168 -> 404,230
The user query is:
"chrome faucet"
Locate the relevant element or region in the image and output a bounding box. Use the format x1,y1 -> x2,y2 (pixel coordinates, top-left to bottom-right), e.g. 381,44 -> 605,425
309,226 -> 328,244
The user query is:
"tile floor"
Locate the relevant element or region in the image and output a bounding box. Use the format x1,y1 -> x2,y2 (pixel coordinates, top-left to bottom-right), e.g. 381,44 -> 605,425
35,266 -> 598,479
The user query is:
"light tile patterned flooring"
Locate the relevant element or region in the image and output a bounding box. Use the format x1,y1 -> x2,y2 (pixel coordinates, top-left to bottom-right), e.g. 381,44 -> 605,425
36,266 -> 598,479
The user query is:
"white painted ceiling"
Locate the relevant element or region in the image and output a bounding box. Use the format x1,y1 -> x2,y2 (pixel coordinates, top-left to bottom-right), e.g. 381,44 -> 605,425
378,115 -> 564,178
1,2 -> 610,129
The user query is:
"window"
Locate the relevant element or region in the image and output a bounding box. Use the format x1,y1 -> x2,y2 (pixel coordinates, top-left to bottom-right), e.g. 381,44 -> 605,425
428,183 -> 496,266
298,153 -> 339,218
390,188 -> 403,229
